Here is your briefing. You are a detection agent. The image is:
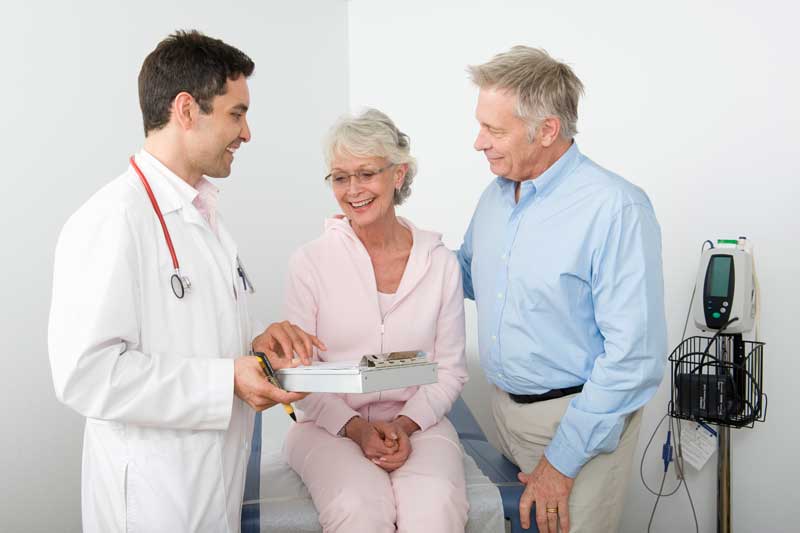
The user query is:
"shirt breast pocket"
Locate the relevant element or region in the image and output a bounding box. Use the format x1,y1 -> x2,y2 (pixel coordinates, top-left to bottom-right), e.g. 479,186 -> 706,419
511,249 -> 592,315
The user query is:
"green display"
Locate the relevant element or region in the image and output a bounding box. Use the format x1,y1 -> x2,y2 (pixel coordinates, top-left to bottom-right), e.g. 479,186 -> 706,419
709,256 -> 732,297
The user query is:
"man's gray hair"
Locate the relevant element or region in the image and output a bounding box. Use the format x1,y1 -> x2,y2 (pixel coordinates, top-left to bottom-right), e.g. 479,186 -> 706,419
468,46 -> 584,140
324,108 -> 417,206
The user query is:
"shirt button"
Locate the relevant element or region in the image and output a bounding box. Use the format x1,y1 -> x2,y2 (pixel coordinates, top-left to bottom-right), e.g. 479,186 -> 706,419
501,254 -> 507,260
497,292 -> 503,299
491,335 -> 497,341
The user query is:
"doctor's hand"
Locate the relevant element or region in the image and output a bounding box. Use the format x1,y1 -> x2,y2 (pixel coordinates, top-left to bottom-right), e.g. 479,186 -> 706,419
252,321 -> 326,367
518,455 -> 574,532
233,356 -> 308,411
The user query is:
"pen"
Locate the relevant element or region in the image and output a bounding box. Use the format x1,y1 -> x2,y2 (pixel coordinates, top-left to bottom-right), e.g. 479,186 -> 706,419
252,351 -> 297,422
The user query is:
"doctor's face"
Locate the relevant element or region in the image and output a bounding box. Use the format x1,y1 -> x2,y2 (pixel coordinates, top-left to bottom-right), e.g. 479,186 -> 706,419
188,76 -> 252,178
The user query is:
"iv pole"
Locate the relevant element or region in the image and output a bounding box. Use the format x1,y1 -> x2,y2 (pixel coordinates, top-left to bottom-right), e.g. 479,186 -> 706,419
717,333 -> 745,533
718,425 -> 730,533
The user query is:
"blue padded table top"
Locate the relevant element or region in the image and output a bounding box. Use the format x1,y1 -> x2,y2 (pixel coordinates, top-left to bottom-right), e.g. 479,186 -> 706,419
447,397 -> 538,533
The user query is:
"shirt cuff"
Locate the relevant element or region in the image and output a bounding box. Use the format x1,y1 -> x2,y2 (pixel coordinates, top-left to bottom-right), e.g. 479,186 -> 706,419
396,402 -> 436,432
338,415 -> 359,437
316,401 -> 361,437
544,426 -> 590,479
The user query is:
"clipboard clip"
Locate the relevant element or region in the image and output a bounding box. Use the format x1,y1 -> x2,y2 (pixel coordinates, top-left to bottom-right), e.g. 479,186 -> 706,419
360,351 -> 427,368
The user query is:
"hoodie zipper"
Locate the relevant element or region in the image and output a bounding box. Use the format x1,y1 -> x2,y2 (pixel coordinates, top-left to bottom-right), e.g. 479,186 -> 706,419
372,321 -> 386,419
328,217 -> 439,421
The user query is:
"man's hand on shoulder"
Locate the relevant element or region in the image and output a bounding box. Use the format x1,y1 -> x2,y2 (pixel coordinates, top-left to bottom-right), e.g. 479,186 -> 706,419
518,455 -> 574,532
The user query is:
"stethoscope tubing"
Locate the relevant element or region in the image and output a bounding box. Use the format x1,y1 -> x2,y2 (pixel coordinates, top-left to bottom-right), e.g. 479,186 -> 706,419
129,155 -> 188,299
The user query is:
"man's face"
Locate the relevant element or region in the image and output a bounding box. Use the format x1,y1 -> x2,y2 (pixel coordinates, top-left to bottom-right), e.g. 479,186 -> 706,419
473,87 -> 541,181
188,76 -> 251,178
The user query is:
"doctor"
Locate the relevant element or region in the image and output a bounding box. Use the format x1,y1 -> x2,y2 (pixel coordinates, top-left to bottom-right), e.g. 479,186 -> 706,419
48,30 -> 323,532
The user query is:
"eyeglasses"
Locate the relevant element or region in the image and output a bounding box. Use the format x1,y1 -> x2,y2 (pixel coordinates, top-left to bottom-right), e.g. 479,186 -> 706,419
324,163 -> 396,189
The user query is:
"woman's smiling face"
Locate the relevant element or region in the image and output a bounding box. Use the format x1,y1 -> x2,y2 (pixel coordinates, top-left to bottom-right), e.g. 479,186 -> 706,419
328,152 -> 405,228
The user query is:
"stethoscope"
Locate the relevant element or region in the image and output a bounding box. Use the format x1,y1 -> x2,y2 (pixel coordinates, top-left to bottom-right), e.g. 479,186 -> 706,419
130,155 -> 256,300
130,155 -> 192,299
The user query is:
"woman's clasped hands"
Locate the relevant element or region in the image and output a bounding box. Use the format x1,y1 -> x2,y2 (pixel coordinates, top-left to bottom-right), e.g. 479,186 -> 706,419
344,416 -> 420,472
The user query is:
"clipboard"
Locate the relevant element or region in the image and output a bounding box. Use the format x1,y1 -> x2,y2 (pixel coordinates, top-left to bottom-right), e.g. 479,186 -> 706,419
276,351 -> 438,393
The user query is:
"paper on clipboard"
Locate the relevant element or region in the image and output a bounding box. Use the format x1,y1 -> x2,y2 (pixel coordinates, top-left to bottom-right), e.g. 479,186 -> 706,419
276,351 -> 438,393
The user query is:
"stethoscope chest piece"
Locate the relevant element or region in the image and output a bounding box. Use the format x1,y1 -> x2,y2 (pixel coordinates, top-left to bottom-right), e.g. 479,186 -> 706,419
170,272 -> 192,299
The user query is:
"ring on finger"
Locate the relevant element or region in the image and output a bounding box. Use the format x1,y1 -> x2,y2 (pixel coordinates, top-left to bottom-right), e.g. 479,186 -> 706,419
545,506 -> 559,514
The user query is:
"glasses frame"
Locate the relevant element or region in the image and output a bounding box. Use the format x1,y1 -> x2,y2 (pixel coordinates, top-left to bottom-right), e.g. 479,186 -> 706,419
323,163 -> 397,188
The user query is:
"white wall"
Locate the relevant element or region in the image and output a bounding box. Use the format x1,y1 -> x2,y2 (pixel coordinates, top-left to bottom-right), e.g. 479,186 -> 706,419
0,1 -> 348,531
4,1 -> 798,531
348,1 -> 799,532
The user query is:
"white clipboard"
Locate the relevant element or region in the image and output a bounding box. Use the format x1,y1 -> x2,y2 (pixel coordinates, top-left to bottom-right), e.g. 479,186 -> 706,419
276,351 -> 438,393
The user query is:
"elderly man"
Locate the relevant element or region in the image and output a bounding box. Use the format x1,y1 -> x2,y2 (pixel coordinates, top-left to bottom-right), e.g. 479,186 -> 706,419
457,46 -> 667,532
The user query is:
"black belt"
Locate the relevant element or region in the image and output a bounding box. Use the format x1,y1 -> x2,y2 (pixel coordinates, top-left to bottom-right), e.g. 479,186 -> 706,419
509,384 -> 584,404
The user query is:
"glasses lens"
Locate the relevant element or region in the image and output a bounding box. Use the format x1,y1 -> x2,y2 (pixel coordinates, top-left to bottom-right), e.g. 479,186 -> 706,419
327,174 -> 347,186
356,170 -> 377,183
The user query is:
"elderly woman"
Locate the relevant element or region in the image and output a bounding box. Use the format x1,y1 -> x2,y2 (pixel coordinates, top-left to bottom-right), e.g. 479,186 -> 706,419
282,109 -> 469,532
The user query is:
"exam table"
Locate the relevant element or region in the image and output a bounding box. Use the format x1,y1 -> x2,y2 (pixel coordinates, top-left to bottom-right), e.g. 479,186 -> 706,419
242,397 -> 538,532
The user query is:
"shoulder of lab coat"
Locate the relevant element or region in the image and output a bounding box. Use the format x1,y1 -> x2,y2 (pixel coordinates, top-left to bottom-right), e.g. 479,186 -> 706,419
48,171 -> 234,430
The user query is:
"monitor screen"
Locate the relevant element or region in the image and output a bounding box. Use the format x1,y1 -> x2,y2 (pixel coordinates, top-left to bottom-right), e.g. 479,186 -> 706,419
708,255 -> 732,297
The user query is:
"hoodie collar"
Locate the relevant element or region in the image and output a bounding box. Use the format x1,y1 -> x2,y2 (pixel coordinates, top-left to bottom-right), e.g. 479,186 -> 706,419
324,215 -> 443,253
325,215 -> 444,304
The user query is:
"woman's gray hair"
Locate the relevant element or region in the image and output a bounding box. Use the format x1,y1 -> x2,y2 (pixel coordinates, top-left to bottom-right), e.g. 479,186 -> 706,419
468,46 -> 584,140
324,108 -> 417,206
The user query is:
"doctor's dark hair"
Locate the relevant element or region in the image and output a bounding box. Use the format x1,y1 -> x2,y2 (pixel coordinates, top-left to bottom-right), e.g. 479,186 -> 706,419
138,30 -> 255,135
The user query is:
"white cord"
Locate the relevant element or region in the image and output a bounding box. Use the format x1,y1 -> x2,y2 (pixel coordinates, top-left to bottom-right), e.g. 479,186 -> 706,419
752,251 -> 761,342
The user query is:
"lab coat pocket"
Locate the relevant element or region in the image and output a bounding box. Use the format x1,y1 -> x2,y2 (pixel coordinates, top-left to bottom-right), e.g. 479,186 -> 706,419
127,430 -> 227,532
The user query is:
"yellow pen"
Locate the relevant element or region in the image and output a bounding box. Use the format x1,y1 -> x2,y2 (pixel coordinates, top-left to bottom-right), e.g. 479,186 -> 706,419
253,351 -> 297,422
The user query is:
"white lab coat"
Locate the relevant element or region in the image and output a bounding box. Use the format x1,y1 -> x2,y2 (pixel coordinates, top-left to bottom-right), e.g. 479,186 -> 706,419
49,150 -> 257,533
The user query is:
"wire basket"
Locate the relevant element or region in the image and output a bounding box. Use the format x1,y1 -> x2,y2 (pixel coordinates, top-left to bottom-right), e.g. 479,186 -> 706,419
669,335 -> 766,428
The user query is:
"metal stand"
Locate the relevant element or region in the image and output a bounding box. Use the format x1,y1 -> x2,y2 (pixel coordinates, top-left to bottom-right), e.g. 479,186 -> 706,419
716,334 -> 742,533
717,425 -> 730,533
669,333 -> 767,533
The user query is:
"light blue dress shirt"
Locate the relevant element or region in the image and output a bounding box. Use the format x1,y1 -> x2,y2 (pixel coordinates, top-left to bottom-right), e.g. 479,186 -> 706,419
457,142 -> 667,478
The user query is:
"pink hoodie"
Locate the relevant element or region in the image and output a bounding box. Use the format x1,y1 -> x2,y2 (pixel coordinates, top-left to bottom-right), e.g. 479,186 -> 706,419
283,216 -> 468,436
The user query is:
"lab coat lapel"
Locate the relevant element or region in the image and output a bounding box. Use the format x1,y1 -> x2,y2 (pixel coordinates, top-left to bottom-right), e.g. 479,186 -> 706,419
216,216 -> 238,269
180,203 -> 208,229
217,219 -> 241,299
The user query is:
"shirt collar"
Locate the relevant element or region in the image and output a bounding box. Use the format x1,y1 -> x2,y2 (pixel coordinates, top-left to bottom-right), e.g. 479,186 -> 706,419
194,176 -> 219,200
134,149 -> 200,214
495,141 -> 582,199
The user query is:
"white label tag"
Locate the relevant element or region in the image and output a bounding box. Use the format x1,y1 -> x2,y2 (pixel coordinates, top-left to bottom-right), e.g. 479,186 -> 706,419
681,423 -> 717,471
